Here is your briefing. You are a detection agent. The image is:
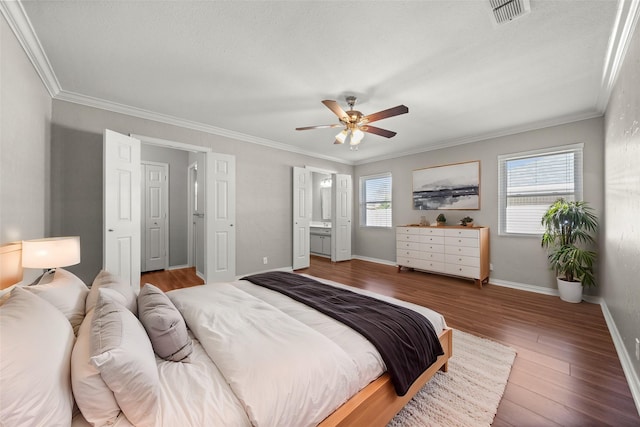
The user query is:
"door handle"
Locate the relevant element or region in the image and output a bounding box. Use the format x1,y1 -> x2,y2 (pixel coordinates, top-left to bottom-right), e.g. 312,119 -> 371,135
108,229 -> 114,232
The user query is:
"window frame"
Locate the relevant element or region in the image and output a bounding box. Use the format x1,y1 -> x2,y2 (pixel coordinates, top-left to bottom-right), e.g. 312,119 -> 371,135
498,143 -> 584,237
359,172 -> 393,229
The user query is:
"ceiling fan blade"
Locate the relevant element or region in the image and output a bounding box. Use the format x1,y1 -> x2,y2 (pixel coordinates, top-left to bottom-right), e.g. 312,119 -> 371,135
361,125 -> 397,138
362,105 -> 409,124
322,100 -> 349,121
296,124 -> 343,131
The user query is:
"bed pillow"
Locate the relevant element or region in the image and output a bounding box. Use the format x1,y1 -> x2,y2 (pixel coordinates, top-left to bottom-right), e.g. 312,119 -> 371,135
26,267 -> 89,334
0,287 -> 75,426
138,283 -> 193,362
90,288 -> 160,427
71,306 -> 122,426
85,269 -> 137,316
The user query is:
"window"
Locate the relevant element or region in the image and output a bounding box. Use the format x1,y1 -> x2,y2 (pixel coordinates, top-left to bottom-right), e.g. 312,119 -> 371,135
360,173 -> 392,228
498,143 -> 583,235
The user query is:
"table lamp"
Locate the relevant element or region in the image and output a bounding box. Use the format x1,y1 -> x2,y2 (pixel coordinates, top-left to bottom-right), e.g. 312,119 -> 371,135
22,236 -> 81,285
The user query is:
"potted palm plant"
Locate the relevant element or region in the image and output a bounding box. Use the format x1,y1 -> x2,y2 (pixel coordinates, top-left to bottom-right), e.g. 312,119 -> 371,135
541,198 -> 598,303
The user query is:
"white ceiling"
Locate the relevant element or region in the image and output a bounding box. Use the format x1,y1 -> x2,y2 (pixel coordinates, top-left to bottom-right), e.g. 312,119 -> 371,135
7,1 -> 627,164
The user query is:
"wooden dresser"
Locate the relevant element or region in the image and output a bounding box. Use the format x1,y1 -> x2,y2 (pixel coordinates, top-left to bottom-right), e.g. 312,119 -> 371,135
396,225 -> 490,288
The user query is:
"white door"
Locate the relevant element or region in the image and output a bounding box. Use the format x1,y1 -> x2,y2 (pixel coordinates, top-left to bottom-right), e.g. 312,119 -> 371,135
104,130 -> 141,292
332,173 -> 352,262
205,153 -> 235,282
141,162 -> 168,272
292,167 -> 312,270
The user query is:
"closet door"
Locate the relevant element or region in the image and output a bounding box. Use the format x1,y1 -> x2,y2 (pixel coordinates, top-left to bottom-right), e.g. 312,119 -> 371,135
332,174 -> 352,262
104,129 -> 141,292
292,167 -> 311,270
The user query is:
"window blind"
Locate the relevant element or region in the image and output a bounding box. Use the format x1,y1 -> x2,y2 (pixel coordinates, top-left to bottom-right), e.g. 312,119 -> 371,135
360,173 -> 392,228
498,143 -> 583,235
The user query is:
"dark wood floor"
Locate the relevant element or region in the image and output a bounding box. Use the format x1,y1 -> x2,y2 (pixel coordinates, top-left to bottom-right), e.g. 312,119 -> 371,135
140,267 -> 204,290
144,257 -> 640,426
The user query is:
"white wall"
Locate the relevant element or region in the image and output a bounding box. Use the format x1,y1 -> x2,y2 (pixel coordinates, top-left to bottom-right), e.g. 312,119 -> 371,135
602,18 -> 640,387
354,117 -> 604,291
0,16 -> 52,284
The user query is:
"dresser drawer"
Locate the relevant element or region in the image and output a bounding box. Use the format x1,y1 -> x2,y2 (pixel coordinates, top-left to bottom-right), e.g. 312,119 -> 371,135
397,249 -> 423,259
445,254 -> 480,268
397,241 -> 422,251
421,235 -> 445,245
445,236 -> 479,248
444,228 -> 479,239
397,227 -> 420,235
416,260 -> 445,273
444,245 -> 480,257
445,263 -> 480,279
423,252 -> 445,262
423,243 -> 445,253
419,228 -> 445,236
398,233 -> 421,243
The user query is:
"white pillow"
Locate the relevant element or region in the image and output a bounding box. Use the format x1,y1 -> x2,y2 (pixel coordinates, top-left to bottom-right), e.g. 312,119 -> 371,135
91,289 -> 160,427
0,287 -> 75,426
138,283 -> 193,362
71,308 -> 121,426
26,267 -> 89,334
85,269 -> 137,315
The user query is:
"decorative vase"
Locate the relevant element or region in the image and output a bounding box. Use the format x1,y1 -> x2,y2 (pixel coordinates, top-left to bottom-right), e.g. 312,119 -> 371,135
437,221 -> 445,227
557,277 -> 582,303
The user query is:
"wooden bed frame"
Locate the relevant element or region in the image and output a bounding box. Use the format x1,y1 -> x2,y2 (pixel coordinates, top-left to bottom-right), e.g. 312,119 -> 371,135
0,242 -> 452,426
320,327 -> 452,427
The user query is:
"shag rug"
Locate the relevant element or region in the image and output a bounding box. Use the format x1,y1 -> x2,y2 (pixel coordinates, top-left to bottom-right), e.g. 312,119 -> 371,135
388,329 -> 516,427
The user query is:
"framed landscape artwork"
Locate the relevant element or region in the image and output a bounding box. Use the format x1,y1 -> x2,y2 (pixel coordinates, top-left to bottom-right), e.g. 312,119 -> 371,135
412,161 -> 480,210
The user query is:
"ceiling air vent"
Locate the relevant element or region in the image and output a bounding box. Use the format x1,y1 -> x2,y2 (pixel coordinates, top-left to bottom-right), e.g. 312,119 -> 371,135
489,0 -> 531,24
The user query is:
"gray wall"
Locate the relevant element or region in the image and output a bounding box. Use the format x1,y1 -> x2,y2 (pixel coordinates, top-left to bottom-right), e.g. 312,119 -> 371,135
141,144 -> 189,267
602,20 -> 640,383
49,100 -> 352,283
0,16 -> 52,284
354,117 -> 604,291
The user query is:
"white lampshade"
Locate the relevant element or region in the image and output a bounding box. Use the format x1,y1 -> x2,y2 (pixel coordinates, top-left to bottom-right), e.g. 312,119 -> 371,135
350,129 -> 364,145
22,236 -> 81,269
335,129 -> 348,144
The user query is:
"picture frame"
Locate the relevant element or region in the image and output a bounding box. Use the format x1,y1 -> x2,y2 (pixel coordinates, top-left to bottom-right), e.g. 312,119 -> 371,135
412,160 -> 480,210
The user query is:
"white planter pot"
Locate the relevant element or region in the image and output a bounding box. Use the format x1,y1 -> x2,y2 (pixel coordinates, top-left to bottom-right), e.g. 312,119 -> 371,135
557,278 -> 583,303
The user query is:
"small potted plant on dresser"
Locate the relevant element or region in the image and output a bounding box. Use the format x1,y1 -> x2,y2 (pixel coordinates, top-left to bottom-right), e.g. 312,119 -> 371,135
541,198 -> 598,303
436,214 -> 446,226
460,216 -> 474,227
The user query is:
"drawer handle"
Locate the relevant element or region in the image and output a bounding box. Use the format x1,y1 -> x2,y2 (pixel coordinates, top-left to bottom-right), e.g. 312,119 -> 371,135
459,258 -> 462,261
458,239 -> 462,243
459,268 -> 463,271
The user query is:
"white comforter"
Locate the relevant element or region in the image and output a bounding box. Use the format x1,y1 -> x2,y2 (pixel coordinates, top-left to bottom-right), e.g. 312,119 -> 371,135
168,275 -> 447,427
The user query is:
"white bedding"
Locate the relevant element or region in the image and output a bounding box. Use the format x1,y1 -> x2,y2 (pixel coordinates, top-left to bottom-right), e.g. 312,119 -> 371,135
168,275 -> 447,427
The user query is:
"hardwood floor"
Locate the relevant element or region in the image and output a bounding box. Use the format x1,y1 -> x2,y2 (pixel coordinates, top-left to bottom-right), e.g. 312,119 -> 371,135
140,267 -> 204,291
143,258 -> 640,426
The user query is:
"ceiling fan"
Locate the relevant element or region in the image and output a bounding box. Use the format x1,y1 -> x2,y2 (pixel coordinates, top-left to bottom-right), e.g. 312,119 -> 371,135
296,96 -> 409,149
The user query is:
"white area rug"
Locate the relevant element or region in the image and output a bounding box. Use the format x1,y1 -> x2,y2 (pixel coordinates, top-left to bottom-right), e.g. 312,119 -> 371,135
388,329 -> 516,427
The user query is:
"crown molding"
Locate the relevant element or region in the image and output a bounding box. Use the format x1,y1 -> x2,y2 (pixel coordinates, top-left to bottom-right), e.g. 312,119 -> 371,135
596,0 -> 640,112
0,0 -> 61,97
55,90 -> 353,165
354,110 -> 603,165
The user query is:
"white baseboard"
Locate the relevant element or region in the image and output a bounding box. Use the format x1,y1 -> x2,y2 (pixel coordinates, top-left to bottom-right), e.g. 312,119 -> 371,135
167,264 -> 190,271
489,278 -> 559,296
599,300 -> 640,416
351,255 -> 397,266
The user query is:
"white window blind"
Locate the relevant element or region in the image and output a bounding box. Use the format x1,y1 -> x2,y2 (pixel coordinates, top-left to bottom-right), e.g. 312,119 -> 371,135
360,173 -> 392,228
498,143 -> 583,235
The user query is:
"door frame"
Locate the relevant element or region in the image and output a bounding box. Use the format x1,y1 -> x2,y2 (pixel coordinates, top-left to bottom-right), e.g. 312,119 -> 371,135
131,134 -> 235,283
141,161 -> 169,272
187,161 -> 198,268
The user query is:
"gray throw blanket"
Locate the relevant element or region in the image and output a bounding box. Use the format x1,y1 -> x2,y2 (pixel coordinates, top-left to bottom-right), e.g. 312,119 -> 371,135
241,271 -> 443,396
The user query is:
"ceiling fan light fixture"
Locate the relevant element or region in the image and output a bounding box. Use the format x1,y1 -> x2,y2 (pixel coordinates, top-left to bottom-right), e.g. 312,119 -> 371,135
350,129 -> 364,145
335,129 -> 348,144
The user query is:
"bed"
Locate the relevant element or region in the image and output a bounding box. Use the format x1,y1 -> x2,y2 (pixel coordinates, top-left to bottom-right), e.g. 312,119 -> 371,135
0,242 -> 452,427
